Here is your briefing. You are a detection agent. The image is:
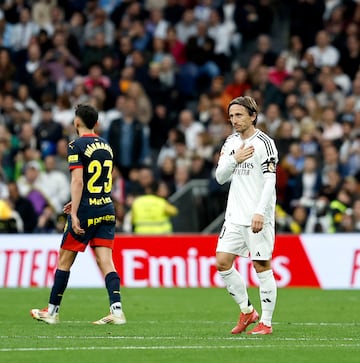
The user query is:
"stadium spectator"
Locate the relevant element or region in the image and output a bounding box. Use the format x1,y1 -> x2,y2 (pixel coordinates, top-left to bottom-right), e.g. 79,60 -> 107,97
83,31 -> 114,71
189,153 -> 211,180
149,104 -> 176,162
291,154 -> 323,210
249,64 -> 282,110
9,6 -> 39,62
175,8 -> 197,44
0,196 -> 22,233
259,103 -> 284,139
274,121 -> 298,162
19,42 -> 42,85
29,67 -> 57,105
16,159 -> 56,233
316,106 -> 344,145
15,83 -> 41,126
43,154 -> 70,215
183,20 -> 220,95
177,109 -> 205,152
253,34 -> 278,68
320,143 -> 350,186
131,180 -> 178,234
233,1 -> 274,66
17,121 -> 37,152
206,103 -> 228,147
83,7 -> 115,47
42,29 -> 81,82
68,11 -> 86,50
268,54 -> 292,88
126,81 -> 153,125
163,0 -> 185,25
107,95 -> 150,179
35,103 -> 64,158
305,30 -> 340,68
157,155 -> 176,194
281,35 -> 305,73
54,137 -> 70,180
339,34 -> 360,80
128,19 -> 151,52
327,187 -> 353,233
173,164 -> 190,192
207,7 -> 232,73
164,25 -> 187,66
7,180 -> 37,233
0,48 -> 16,89
223,67 -> 251,101
146,7 -> 169,40
316,75 -> 346,113
156,128 -> 184,167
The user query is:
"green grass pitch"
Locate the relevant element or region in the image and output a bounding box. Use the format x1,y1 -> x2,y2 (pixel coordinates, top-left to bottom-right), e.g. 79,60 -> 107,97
0,287 -> 359,363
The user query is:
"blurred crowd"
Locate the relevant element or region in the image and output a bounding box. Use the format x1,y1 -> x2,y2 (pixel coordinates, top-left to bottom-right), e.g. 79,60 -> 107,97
0,0 -> 360,234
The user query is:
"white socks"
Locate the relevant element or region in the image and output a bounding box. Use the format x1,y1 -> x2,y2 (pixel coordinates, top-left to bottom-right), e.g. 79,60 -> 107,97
218,266 -> 253,313
110,302 -> 123,316
48,304 -> 59,316
219,266 -> 277,325
257,269 -> 277,326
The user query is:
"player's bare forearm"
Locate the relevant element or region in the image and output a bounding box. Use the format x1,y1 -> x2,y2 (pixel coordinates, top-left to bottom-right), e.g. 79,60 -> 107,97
70,168 -> 84,218
70,179 -> 83,217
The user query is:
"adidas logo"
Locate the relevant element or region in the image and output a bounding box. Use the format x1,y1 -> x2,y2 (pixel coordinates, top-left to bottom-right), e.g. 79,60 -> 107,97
255,251 -> 261,257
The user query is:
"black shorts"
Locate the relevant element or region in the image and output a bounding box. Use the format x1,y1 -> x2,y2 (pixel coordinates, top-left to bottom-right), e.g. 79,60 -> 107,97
61,214 -> 115,252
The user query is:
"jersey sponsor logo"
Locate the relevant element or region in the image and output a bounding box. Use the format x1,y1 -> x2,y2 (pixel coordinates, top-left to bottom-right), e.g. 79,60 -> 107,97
234,161 -> 254,176
87,214 -> 115,226
234,168 -> 250,176
68,154 -> 79,163
241,162 -> 254,169
89,196 -> 112,205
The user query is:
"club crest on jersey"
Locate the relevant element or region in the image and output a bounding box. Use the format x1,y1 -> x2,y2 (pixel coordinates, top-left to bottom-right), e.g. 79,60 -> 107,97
265,157 -> 277,173
268,162 -> 275,172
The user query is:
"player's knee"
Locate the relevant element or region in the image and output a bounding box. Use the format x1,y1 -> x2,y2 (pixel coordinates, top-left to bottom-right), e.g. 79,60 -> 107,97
215,259 -> 232,272
252,260 -> 271,273
216,252 -> 235,271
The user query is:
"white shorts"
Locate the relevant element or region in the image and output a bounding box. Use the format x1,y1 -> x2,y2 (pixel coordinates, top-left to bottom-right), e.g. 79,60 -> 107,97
216,221 -> 275,260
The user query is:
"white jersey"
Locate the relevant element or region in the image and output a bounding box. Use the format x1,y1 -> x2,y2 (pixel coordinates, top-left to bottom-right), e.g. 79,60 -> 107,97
216,129 -> 278,225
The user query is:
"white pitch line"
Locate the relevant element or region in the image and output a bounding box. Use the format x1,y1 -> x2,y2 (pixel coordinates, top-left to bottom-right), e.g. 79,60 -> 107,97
1,336 -> 359,342
1,344 -> 360,352
27,320 -> 360,326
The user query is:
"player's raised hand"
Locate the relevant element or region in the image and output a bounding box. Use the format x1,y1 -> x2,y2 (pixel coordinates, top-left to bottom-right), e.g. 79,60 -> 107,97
234,144 -> 255,163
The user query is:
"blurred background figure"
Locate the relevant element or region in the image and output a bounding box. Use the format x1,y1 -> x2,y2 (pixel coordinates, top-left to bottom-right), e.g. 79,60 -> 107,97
130,180 -> 178,234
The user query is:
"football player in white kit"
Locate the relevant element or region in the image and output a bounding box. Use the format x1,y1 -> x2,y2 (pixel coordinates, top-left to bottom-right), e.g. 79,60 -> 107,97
215,96 -> 278,335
